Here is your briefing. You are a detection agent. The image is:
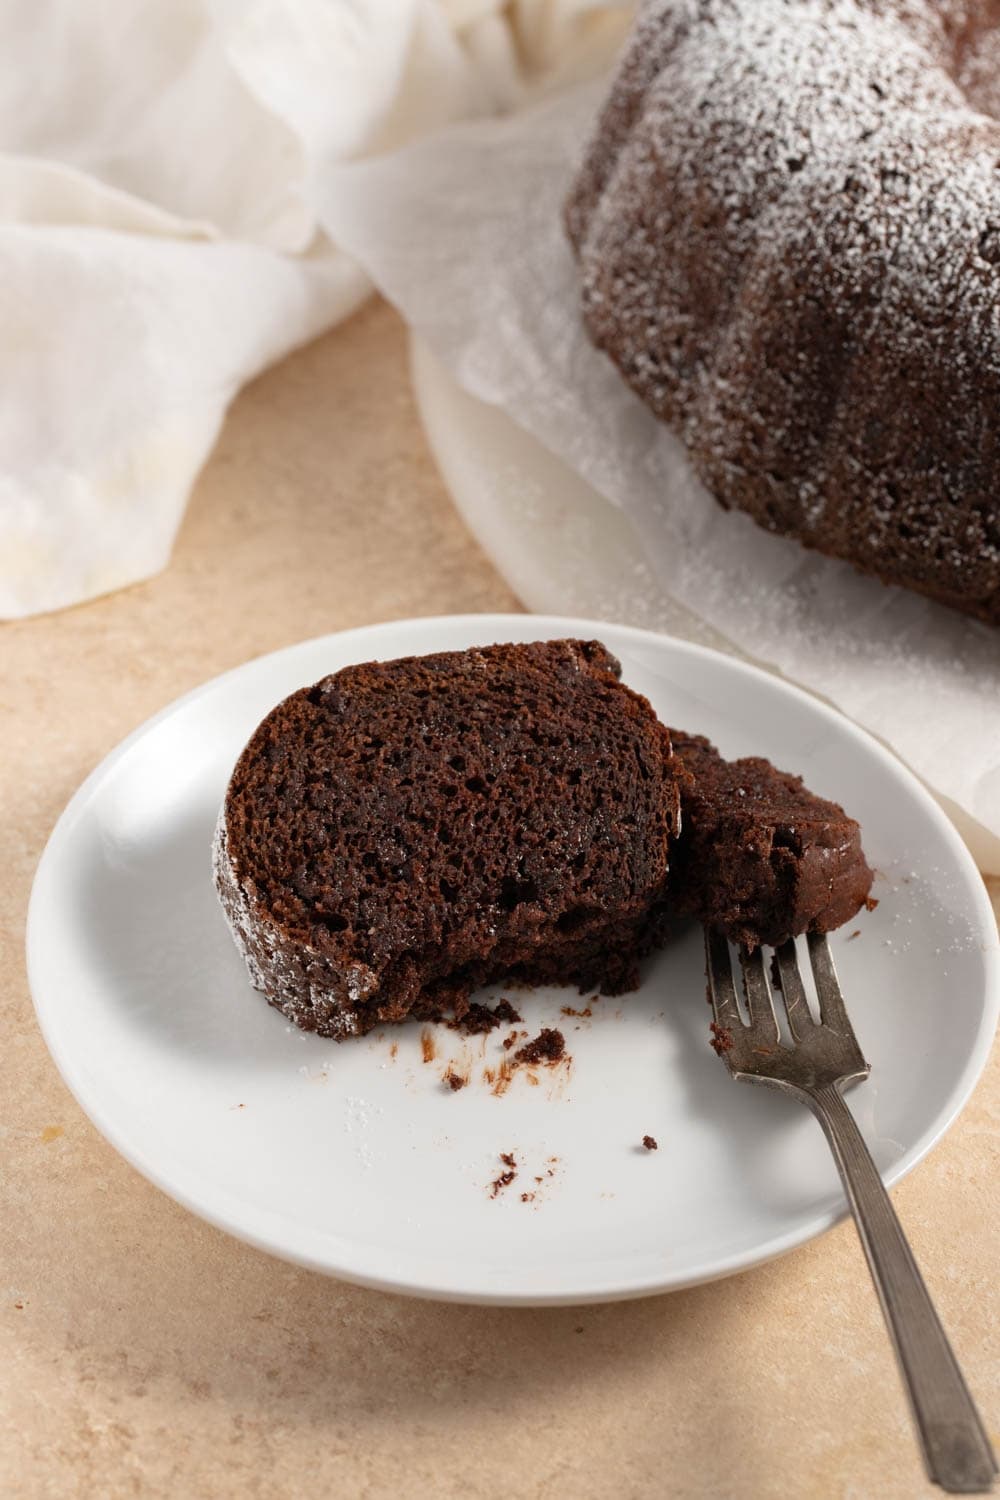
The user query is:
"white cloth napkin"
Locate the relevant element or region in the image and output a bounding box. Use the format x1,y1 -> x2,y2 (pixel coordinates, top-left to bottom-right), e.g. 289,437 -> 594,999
0,0 -> 628,618
315,81 -> 1000,868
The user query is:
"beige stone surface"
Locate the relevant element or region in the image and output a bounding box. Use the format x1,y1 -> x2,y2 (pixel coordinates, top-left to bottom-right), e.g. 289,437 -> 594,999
2,298 -> 997,1500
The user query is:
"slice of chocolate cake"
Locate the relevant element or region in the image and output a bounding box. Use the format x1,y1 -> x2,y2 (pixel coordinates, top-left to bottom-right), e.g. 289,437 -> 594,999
669,732 -> 874,950
214,639 -> 681,1037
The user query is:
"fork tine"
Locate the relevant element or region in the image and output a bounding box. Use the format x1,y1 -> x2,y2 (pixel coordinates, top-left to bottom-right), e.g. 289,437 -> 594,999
807,932 -> 852,1034
738,945 -> 780,1047
704,927 -> 742,1033
774,939 -> 816,1041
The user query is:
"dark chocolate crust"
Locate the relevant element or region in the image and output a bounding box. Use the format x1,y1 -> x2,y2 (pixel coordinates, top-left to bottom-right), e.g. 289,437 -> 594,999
214,639 -> 680,1037
565,0 -> 1000,624
670,732 -> 874,950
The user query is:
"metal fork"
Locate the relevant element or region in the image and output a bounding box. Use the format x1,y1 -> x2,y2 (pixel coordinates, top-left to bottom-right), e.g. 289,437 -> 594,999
706,927 -> 997,1495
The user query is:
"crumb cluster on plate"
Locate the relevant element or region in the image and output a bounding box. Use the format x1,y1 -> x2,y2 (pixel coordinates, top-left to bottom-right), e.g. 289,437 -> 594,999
214,639 -> 873,1038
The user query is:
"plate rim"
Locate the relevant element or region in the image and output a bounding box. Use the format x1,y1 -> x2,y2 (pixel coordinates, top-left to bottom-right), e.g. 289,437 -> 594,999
26,613 -> 1000,1305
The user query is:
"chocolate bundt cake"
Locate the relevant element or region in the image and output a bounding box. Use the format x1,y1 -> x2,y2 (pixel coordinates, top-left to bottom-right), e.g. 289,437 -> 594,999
214,640 -> 681,1038
566,0 -> 1000,624
670,732 -> 874,949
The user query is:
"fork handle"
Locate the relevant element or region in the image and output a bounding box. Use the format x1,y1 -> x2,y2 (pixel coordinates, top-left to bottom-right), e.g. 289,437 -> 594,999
807,1083 -> 997,1493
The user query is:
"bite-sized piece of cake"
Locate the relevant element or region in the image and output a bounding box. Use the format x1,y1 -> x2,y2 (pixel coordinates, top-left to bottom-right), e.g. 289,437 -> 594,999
214,640 -> 681,1037
670,732 -> 874,949
565,0 -> 1000,624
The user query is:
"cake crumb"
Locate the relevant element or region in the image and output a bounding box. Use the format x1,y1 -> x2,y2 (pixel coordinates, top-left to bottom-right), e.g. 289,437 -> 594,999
642,1134 -> 658,1151
420,1029 -> 437,1063
389,1042 -> 398,1059
846,929 -> 861,941
443,1068 -> 466,1091
520,1191 -> 535,1203
561,1004 -> 592,1018
515,1028 -> 566,1065
449,999 -> 522,1035
864,896 -> 880,912
489,1151 -> 518,1198
710,1022 -> 735,1055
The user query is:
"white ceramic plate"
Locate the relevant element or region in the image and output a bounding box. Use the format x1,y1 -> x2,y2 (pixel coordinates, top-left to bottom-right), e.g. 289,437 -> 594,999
28,616 -> 999,1305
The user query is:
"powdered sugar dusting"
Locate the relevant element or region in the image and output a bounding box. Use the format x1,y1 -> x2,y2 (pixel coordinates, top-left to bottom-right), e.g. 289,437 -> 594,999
213,804 -> 361,1039
567,0 -> 1000,621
